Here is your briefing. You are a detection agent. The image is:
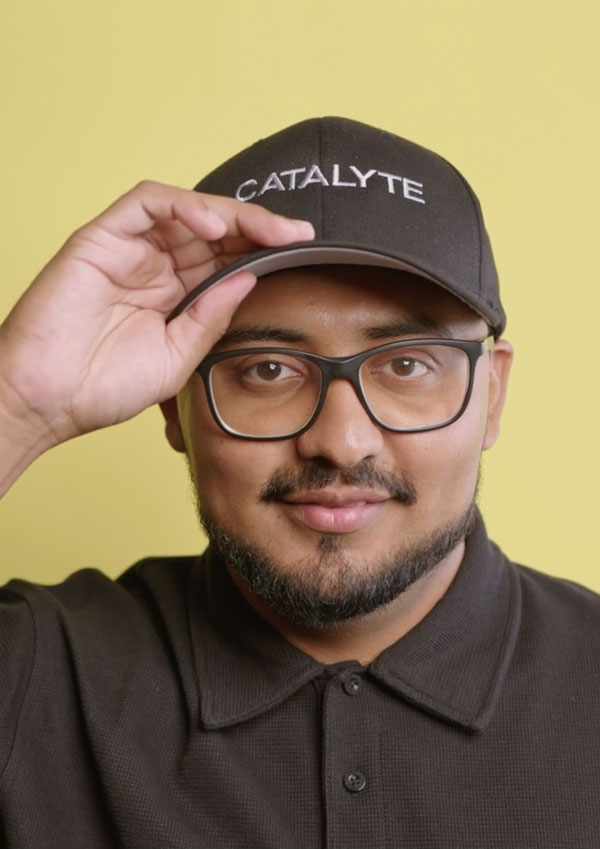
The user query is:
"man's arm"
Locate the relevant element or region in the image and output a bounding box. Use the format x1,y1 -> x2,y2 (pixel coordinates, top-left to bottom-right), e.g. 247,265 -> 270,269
0,180 -> 313,498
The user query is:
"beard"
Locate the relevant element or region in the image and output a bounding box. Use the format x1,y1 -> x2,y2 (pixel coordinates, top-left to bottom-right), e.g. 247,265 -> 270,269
194,458 -> 478,630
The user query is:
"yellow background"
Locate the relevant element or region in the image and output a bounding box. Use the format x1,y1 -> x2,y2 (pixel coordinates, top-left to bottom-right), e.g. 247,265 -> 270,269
1,0 -> 598,588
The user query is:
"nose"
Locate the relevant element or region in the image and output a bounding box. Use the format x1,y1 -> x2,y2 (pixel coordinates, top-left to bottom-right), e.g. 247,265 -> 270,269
295,378 -> 384,467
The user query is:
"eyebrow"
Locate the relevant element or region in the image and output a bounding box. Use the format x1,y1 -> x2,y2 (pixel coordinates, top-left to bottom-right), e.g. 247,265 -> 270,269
362,319 -> 454,340
215,318 -> 454,349
215,325 -> 310,348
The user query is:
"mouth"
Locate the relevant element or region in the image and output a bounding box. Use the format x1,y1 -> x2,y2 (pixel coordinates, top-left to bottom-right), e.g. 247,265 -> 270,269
280,488 -> 390,533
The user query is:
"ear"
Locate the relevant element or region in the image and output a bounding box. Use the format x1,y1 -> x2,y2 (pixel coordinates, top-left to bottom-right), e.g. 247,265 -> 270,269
483,339 -> 514,451
158,397 -> 187,453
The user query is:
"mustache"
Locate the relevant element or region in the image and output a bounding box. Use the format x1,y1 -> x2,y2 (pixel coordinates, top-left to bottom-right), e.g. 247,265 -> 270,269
260,459 -> 417,505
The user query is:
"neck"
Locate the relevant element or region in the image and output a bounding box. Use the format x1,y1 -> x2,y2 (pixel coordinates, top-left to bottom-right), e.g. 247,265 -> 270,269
227,541 -> 465,665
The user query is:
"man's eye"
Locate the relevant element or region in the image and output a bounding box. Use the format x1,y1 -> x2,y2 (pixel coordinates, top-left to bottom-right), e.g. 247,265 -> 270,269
244,361 -> 298,382
382,357 -> 429,378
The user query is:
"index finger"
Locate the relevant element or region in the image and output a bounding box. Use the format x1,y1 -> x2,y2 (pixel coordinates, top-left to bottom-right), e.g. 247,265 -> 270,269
94,180 -> 315,246
196,193 -> 316,247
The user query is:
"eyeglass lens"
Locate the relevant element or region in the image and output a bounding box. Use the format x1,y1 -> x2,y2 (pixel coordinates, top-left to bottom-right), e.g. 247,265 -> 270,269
208,343 -> 471,438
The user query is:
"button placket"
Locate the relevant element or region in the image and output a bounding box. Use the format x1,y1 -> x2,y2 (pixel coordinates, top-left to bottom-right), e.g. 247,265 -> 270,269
321,672 -> 385,848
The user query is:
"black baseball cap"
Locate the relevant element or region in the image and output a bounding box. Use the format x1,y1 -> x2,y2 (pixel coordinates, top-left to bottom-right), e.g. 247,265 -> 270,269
169,117 -> 506,337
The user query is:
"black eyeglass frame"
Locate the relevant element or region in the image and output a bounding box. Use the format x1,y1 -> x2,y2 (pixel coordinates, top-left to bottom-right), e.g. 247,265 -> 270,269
196,337 -> 493,441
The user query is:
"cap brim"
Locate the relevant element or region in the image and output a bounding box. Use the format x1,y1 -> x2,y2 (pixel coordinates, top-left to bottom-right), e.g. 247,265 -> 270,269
167,242 -> 457,323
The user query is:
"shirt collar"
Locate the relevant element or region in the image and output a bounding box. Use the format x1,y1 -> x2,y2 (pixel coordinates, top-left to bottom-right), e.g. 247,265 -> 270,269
188,552 -> 322,729
370,514 -> 521,730
188,512 -> 521,732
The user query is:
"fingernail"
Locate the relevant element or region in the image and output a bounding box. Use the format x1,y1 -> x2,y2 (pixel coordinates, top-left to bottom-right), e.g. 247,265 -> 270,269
206,208 -> 224,226
291,219 -> 315,238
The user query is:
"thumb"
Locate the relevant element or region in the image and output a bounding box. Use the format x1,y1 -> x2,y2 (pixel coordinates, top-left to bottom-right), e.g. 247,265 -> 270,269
165,271 -> 257,393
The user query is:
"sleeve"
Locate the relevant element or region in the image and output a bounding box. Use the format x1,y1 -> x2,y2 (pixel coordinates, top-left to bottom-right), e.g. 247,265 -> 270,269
0,585 -> 36,777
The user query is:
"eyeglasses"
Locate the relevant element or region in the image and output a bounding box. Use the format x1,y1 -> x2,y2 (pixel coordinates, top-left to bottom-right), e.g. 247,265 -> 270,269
196,337 -> 493,441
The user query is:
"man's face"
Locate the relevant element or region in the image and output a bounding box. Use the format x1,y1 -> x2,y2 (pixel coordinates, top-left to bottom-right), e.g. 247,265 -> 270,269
165,267 -> 511,628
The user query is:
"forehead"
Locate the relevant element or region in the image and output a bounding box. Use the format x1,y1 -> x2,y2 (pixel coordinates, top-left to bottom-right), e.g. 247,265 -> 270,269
226,266 -> 486,341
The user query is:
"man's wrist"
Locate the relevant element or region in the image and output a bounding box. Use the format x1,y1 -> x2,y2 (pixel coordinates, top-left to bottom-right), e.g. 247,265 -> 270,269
0,388 -> 56,498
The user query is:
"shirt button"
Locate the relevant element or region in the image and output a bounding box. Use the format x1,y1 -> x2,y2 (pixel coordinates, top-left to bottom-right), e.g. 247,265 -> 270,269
343,771 -> 367,793
343,673 -> 362,695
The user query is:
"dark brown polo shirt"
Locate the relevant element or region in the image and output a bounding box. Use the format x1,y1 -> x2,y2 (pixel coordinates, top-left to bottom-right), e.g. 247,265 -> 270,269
1,514 -> 600,848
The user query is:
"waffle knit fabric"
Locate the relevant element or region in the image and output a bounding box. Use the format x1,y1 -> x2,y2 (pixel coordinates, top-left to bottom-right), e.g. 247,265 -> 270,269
1,513 -> 599,848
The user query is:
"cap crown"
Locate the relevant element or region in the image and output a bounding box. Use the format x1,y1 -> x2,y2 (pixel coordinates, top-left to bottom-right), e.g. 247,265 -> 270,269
192,118 -> 505,336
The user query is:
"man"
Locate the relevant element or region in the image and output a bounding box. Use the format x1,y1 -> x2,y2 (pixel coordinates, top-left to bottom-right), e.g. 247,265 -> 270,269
0,118 -> 598,849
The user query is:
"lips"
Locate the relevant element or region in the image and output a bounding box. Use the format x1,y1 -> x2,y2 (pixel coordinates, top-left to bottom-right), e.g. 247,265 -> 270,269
280,488 -> 389,533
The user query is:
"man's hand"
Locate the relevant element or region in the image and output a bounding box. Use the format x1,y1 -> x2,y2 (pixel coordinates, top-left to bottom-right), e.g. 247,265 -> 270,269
0,181 -> 314,453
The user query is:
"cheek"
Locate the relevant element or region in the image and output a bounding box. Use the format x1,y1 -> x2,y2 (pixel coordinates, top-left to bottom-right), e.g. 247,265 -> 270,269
183,392 -> 294,520
393,396 -> 487,502
194,440 -> 276,510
